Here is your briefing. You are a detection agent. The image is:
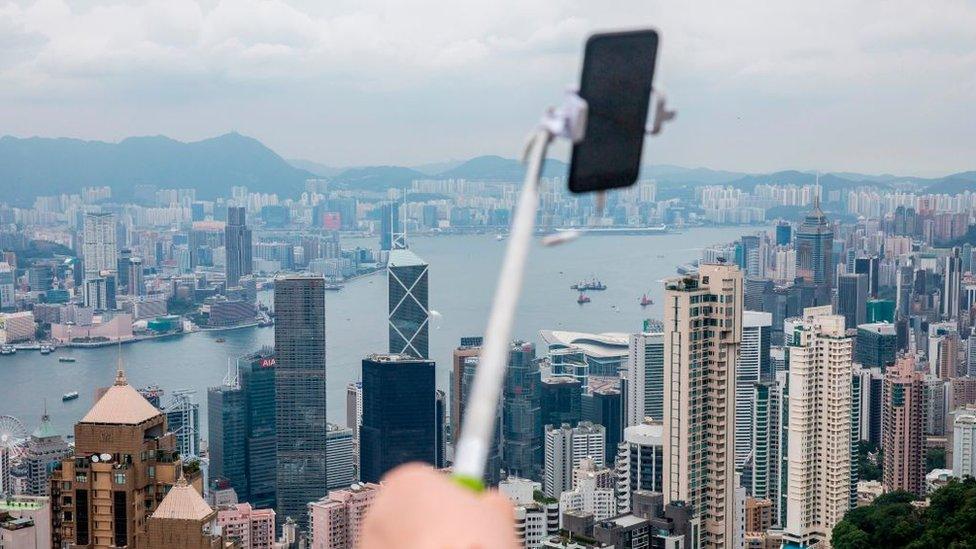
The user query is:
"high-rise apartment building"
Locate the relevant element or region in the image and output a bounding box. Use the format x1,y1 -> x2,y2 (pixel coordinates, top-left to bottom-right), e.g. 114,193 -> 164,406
736,311 -> 771,468
503,341 -> 543,480
625,323 -> 664,426
307,483 -> 380,549
928,322 -> 960,379
882,356 -> 927,497
274,275 -> 328,530
50,367 -> 188,548
225,206 -> 253,288
216,503 -> 276,549
616,419 -> 664,514
543,422 -> 606,498
359,354 -> 436,483
750,375 -> 786,528
783,306 -> 853,548
82,212 -> 118,278
662,263 -> 742,549
388,249 -> 429,359
952,408 -> 976,479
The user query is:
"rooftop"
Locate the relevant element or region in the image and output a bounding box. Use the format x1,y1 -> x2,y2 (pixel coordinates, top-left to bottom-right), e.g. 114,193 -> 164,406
80,368 -> 161,425
388,248 -> 427,268
540,330 -> 629,359
152,475 -> 214,521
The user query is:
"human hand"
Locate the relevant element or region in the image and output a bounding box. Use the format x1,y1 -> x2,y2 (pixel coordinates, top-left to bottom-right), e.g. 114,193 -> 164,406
360,463 -> 519,549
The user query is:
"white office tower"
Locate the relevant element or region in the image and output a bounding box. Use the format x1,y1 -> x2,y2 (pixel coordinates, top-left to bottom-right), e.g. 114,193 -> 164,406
952,408 -> 976,479
558,473 -> 617,527
663,263 -> 743,549
499,477 -> 559,548
0,262 -> 14,310
783,306 -> 853,548
736,311 -> 772,468
544,422 -> 605,498
82,212 -> 118,277
326,424 -> 355,490
625,322 -> 665,426
615,418 -> 664,514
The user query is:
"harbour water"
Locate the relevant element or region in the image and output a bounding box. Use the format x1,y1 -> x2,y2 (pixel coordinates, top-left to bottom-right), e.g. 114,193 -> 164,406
0,227 -> 764,437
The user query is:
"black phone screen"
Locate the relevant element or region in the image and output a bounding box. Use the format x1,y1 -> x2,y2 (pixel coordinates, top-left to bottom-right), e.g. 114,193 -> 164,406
568,30 -> 658,194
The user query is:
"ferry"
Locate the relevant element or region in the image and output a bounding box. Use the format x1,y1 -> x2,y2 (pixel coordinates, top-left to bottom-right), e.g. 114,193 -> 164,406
0,345 -> 15,355
40,345 -> 53,355
62,391 -> 79,401
58,356 -> 77,363
577,293 -> 591,304
640,294 -> 653,307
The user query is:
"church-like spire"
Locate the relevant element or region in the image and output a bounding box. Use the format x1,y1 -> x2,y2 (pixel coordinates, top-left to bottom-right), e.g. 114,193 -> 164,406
114,340 -> 127,386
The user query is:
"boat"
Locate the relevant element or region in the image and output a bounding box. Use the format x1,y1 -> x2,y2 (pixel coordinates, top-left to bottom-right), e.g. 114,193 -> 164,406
496,234 -> 505,241
577,293 -> 591,304
572,277 -> 607,291
58,356 -> 76,363
62,391 -> 79,401
640,294 -> 653,307
0,345 -> 15,355
215,338 -> 226,343
323,282 -> 345,291
40,345 -> 53,355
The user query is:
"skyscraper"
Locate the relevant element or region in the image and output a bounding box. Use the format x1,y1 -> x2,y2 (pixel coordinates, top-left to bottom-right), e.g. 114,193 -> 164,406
388,249 -> 429,359
23,410 -> 70,496
503,341 -> 543,480
783,306 -> 852,548
855,323 -> 897,370
451,336 -> 482,442
625,322 -> 664,426
794,198 -> 834,291
837,273 -> 869,329
736,311 -> 771,468
379,202 -> 402,251
50,367 -> 187,548
460,355 -> 502,487
240,348 -> 278,510
208,379 -> 247,500
82,212 -> 118,278
225,206 -> 253,288
854,256 -> 880,298
882,356 -> 927,497
540,376 -> 583,429
0,262 -> 14,310
663,263 -> 742,549
943,247 -> 962,320
750,376 -> 786,528
274,275 -> 328,530
582,385 -> 623,465
359,353 -> 436,483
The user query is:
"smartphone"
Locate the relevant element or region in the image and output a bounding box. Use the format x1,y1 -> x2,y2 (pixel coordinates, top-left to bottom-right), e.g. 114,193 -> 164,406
568,30 -> 659,194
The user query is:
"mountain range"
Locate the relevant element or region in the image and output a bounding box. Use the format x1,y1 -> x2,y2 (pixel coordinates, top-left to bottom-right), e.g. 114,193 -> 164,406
0,132 -> 973,206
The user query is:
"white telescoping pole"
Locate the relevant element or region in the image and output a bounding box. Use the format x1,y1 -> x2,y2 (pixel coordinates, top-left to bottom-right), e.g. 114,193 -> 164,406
452,128 -> 552,487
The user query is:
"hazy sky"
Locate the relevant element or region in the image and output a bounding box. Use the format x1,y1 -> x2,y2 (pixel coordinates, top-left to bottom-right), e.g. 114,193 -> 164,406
1,0 -> 974,176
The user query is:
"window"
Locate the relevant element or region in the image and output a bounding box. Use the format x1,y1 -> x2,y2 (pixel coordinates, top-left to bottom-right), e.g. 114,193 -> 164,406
114,473 -> 126,485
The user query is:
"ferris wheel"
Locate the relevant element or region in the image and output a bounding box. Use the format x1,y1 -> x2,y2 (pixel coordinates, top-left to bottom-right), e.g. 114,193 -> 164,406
0,415 -> 29,460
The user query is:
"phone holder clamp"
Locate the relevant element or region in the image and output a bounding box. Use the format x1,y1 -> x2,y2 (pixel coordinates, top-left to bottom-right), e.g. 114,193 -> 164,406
539,87 -> 677,144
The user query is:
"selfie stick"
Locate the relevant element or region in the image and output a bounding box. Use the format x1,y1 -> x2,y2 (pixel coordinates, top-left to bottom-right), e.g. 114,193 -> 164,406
453,89 -> 674,491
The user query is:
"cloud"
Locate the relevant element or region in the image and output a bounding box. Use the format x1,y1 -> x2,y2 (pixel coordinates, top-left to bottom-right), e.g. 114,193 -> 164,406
0,0 -> 973,175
